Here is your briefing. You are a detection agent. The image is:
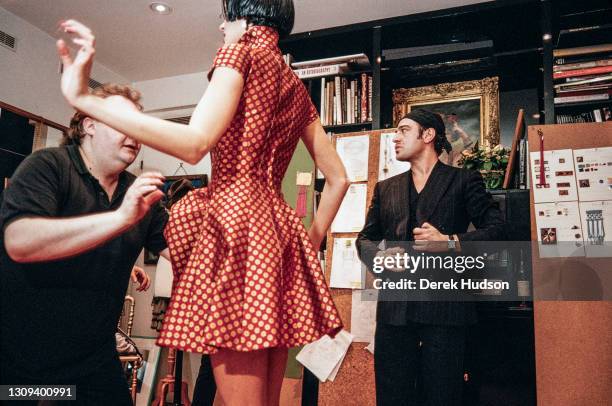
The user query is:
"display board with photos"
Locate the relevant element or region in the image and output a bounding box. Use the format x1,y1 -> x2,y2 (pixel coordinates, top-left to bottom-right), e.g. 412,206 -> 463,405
529,127 -> 612,258
527,122 -> 612,301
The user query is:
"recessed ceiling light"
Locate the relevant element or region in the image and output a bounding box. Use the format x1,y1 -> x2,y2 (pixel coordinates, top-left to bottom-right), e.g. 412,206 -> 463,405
150,2 -> 173,15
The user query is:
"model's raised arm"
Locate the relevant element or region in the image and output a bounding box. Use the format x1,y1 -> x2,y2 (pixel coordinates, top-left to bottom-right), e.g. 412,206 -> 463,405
57,19 -> 242,164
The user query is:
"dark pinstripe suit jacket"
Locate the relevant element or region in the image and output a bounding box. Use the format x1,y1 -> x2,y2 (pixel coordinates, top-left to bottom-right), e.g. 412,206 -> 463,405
356,161 -> 506,326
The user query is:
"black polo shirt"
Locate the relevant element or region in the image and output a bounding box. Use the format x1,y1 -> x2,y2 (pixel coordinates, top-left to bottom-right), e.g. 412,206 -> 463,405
0,145 -> 167,382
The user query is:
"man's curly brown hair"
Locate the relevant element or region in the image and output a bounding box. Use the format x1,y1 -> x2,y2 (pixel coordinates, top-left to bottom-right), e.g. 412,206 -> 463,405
61,83 -> 143,146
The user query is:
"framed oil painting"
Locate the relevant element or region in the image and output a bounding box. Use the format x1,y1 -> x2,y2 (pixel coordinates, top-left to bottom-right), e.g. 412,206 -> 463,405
393,77 -> 500,167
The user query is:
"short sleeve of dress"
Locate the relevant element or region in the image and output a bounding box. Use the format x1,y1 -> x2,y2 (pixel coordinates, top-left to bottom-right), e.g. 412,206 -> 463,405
304,96 -> 319,127
207,43 -> 252,81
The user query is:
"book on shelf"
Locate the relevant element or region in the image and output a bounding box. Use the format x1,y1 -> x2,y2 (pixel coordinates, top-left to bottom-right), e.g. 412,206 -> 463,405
518,138 -> 527,190
552,46 -> 612,105
554,92 -> 610,104
554,52 -> 612,66
553,65 -> 612,79
319,74 -> 372,127
553,43 -> 612,58
292,53 -> 370,79
360,74 -> 368,123
504,108 -> 529,190
556,107 -> 611,124
552,50 -> 612,102
554,74 -> 612,91
556,84 -> 612,93
367,76 -> 373,122
294,63 -> 349,79
291,53 -> 370,69
553,58 -> 612,72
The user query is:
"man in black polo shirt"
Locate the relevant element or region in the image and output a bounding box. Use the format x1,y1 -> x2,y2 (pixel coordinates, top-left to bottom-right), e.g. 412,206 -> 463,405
0,84 -> 169,405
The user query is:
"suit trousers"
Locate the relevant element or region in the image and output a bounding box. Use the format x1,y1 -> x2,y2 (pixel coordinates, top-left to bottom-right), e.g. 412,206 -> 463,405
374,321 -> 466,406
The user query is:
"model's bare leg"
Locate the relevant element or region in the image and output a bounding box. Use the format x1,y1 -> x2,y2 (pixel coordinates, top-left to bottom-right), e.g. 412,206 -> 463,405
266,347 -> 289,406
210,348 -> 268,406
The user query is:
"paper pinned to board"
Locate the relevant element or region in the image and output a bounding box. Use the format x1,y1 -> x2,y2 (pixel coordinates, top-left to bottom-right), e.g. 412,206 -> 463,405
579,200 -> 612,257
530,149 -> 578,203
296,330 -> 354,382
330,238 -> 364,289
534,201 -> 585,257
350,289 -> 377,342
296,171 -> 313,186
336,135 -> 370,182
365,341 -> 375,354
378,132 -> 411,180
573,147 -> 612,202
331,183 -> 367,232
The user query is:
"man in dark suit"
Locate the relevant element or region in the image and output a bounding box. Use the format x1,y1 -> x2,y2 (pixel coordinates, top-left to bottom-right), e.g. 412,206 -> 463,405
356,109 -> 505,406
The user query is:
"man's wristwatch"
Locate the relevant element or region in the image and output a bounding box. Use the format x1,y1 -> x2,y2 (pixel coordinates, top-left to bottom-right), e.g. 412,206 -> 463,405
447,234 -> 457,251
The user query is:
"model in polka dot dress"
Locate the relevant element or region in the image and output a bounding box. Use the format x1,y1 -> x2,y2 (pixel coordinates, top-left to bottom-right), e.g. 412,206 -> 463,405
155,24 -> 346,353
58,3 -> 349,403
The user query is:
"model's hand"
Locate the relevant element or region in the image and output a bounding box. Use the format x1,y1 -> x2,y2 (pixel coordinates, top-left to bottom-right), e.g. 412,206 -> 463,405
56,19 -> 96,106
413,222 -> 448,252
131,266 -> 151,292
118,172 -> 165,226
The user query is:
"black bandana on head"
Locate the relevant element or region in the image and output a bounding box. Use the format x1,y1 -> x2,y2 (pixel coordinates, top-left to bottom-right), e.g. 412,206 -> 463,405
404,109 -> 452,154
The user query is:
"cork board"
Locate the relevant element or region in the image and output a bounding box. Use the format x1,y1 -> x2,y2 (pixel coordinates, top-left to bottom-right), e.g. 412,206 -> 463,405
319,129 -> 397,406
527,122 -> 612,406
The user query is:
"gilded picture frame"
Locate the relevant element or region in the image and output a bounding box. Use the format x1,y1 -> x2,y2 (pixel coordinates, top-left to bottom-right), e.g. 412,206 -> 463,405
392,77 -> 500,167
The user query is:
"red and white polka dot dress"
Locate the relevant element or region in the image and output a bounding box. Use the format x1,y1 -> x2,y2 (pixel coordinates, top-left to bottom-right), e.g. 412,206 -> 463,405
157,26 -> 343,354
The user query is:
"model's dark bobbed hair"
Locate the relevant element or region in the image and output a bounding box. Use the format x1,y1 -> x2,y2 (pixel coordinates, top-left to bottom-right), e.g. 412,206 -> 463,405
222,0 -> 295,38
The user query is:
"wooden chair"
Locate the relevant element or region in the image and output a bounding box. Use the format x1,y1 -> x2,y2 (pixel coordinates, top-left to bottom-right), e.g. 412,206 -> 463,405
118,295 -> 142,404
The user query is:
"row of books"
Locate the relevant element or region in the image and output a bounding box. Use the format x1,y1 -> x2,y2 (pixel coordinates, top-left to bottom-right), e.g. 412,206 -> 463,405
556,107 -> 611,124
320,74 -> 373,127
553,43 -> 612,105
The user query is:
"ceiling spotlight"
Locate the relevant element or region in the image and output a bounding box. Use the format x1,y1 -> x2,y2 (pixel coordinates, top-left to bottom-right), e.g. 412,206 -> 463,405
542,33 -> 552,41
150,2 -> 173,15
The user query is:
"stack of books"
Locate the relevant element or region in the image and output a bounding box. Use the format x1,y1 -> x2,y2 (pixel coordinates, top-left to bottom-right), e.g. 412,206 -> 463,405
557,108 -> 611,123
289,54 -> 372,127
319,74 -> 372,127
553,43 -> 612,107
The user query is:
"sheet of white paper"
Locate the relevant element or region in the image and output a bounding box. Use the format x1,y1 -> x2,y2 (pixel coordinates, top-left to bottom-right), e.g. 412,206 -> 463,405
330,238 -> 364,289
350,289 -> 378,342
534,201 -> 585,257
295,330 -> 354,382
378,132 -> 411,180
331,183 -> 367,233
579,200 -> 612,257
336,135 -> 370,182
328,339 -> 351,382
573,147 -> 612,202
365,341 -> 375,354
530,149 -> 578,203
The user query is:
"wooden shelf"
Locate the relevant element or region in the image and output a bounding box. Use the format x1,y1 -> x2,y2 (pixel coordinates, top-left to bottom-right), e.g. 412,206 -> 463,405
323,122 -> 372,132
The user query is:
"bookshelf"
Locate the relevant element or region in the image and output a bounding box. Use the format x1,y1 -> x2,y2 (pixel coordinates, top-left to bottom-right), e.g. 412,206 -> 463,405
542,0 -> 612,124
276,1 -> 612,405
